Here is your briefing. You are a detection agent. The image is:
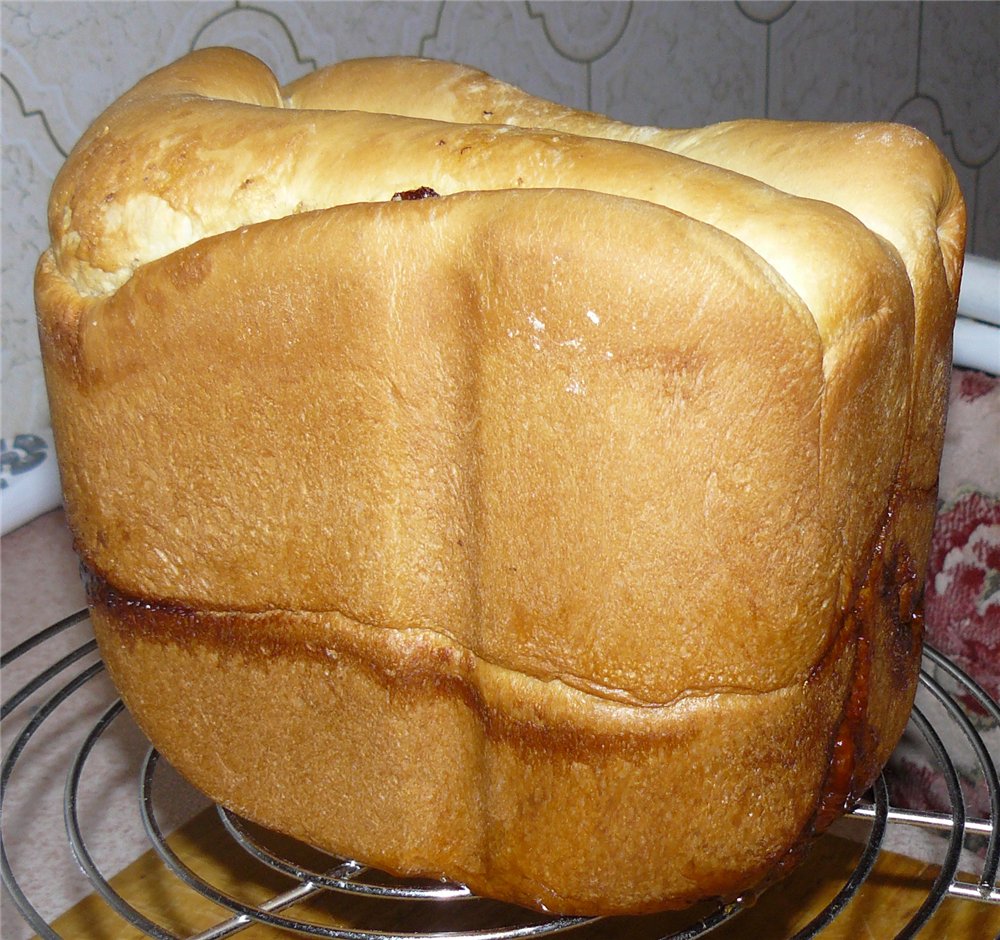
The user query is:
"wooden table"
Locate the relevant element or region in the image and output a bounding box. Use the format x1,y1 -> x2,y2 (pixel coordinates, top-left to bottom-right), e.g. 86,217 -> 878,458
48,806 -> 1000,939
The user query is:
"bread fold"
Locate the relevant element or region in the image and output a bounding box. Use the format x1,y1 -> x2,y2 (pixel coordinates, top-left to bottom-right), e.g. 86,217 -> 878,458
37,48 -> 964,915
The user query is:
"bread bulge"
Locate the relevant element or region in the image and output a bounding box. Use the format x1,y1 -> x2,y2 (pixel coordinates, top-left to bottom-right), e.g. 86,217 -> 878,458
36,48 -> 965,915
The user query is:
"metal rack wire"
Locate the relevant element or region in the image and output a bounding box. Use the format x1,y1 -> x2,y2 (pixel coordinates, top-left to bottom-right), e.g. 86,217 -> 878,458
2,609 -> 998,939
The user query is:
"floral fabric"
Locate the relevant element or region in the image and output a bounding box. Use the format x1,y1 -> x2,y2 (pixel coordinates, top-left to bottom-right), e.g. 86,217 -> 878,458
885,368 -> 999,848
926,370 -> 1000,704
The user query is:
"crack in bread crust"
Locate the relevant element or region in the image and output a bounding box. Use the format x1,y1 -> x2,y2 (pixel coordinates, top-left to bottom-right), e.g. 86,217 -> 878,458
85,566 -> 805,716
87,575 -> 856,915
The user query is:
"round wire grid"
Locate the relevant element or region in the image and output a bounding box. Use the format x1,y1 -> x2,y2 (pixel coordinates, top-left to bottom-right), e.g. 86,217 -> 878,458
2,610 -> 998,939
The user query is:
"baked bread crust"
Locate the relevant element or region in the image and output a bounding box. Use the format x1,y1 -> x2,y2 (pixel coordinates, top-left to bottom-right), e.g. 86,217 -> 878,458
36,48 -> 965,915
287,55 -> 966,593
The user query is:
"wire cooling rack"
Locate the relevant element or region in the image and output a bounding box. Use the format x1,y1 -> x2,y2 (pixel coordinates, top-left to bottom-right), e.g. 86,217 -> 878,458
2,610 -> 998,939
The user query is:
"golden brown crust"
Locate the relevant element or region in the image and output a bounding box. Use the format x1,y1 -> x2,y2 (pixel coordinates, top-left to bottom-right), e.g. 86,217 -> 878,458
288,54 -> 965,582
88,569 -> 858,915
36,48 -> 963,914
41,190 -> 845,701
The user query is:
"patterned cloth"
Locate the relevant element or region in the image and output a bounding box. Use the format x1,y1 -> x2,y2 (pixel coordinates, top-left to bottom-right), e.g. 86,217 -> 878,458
885,368 -> 999,851
927,369 -> 1000,705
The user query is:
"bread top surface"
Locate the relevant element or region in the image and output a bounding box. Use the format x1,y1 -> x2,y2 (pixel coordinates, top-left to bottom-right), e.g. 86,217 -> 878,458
48,48 -> 915,353
37,47 -> 962,706
285,54 -> 965,299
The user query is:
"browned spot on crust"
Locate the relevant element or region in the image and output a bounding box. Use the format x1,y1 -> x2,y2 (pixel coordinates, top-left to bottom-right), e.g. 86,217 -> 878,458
166,243 -> 213,290
883,540 -> 923,693
391,186 -> 440,202
612,345 -> 708,398
806,479 -> 924,838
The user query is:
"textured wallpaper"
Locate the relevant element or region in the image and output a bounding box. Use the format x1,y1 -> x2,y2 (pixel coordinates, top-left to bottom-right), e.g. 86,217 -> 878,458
3,0 -> 999,439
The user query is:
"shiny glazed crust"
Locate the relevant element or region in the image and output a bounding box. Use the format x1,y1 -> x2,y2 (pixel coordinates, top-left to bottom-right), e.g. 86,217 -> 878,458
36,48 -> 965,914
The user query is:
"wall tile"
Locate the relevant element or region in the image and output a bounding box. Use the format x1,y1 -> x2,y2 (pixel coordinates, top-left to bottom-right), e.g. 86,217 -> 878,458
188,5 -> 320,82
1,78 -> 60,439
212,2 -> 444,83
769,2 -> 920,121
973,158 -> 1000,263
735,2 -> 795,26
916,0 -> 999,258
919,0 -> 999,166
593,2 -> 767,127
526,1 -> 631,65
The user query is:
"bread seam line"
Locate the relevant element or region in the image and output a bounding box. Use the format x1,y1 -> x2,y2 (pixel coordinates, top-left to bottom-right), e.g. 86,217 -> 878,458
56,184 -> 825,331
96,588 -> 823,713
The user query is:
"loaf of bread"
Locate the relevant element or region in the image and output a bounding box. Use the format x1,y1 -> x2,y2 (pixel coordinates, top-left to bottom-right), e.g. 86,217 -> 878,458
36,48 -> 965,916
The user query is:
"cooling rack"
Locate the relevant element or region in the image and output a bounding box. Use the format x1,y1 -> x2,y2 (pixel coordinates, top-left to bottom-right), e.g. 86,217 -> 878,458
2,609 -> 998,939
